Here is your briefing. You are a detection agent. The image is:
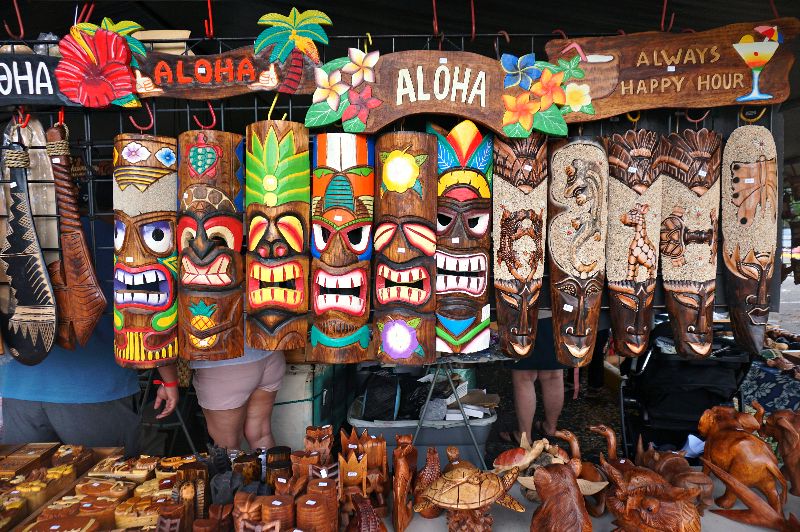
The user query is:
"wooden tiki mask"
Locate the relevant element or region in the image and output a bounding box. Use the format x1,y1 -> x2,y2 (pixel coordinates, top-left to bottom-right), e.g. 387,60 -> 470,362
492,134 -> 548,359
722,125 -> 777,354
603,130 -> 662,357
429,121 -> 492,355
547,138 -> 608,367
373,132 -> 437,365
245,121 -> 310,350
178,130 -> 245,361
113,133 -> 179,368
657,129 -> 721,358
309,133 -> 374,363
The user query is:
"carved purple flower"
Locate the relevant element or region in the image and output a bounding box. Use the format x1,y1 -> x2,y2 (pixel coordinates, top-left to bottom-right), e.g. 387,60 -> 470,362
380,319 -> 419,360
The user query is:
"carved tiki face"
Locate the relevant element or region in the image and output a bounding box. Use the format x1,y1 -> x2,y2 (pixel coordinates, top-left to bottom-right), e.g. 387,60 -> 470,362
177,130 -> 244,361
310,133 -> 374,362
373,132 -> 438,364
493,134 -> 548,358
663,280 -> 715,357
244,121 -> 310,351
429,121 -> 492,355
113,134 -> 179,367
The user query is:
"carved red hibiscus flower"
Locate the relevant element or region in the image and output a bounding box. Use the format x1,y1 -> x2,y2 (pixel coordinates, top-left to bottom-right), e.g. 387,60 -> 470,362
342,85 -> 381,125
55,28 -> 135,108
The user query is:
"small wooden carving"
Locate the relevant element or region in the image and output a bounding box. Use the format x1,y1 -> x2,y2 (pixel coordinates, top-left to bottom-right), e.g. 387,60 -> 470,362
392,435 -> 417,532
207,503 -> 233,532
264,460 -> 291,489
759,407 -> 800,496
414,447 -> 442,519
245,120 -> 310,350
373,132 -> 437,364
232,453 -> 262,485
260,495 -> 293,530
604,130 -> 662,357
338,451 -> 368,528
309,133 -> 375,363
178,129 -> 244,361
346,494 -> 387,532
548,138 -> 608,367
722,125 -> 778,354
305,425 -> 334,465
113,133 -> 179,367
362,434 -> 389,517
266,446 -> 291,463
296,494 -> 336,532
232,492 -> 262,532
698,405 -> 786,512
657,128 -> 721,359
493,133 -> 548,359
430,120 -> 493,354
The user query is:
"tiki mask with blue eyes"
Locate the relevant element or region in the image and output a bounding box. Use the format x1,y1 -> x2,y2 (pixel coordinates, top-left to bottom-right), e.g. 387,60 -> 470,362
177,130 -> 244,361
428,120 -> 492,355
244,120 -> 310,351
113,134 -> 179,368
308,133 -> 374,363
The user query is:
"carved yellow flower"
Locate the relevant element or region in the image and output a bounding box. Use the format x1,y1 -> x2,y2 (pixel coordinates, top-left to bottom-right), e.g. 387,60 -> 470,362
564,83 -> 592,112
382,149 -> 420,193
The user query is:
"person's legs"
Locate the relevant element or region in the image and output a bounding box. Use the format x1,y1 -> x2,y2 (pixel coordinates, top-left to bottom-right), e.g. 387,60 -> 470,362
1,399 -> 58,444
512,369 -> 538,441
537,369 -> 565,436
243,389 -> 279,449
202,405 -> 248,449
43,396 -> 141,454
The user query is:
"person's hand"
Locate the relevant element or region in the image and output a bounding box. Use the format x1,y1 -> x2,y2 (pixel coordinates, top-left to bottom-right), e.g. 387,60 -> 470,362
154,384 -> 178,419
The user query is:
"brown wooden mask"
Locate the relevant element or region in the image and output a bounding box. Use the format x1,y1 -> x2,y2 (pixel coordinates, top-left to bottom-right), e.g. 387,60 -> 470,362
178,130 -> 244,361
493,133 -> 548,359
429,120 -> 492,355
244,121 -> 310,350
721,125 -> 777,354
604,130 -> 662,357
309,133 -> 374,363
113,133 -> 178,368
374,132 -> 437,365
548,138 -> 608,367
657,129 -> 721,359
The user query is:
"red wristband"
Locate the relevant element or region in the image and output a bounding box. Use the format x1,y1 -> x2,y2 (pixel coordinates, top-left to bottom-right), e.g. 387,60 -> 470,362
154,380 -> 178,388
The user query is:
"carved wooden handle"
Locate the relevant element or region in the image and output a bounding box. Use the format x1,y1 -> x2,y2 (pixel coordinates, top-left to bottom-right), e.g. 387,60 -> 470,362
45,124 -> 81,232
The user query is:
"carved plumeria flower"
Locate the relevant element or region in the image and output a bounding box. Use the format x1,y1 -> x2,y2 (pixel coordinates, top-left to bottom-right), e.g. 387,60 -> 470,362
564,83 -> 591,112
342,48 -> 380,88
502,93 -> 541,130
342,85 -> 381,124
313,68 -> 349,110
530,68 -> 566,111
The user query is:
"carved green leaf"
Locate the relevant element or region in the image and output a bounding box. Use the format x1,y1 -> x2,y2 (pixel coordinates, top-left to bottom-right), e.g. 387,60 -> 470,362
343,116 -> 367,133
407,317 -> 421,329
100,18 -> 144,36
320,57 -> 350,75
304,99 -> 346,128
379,151 -> 391,162
502,122 -> 530,138
414,154 -> 428,166
580,103 -> 595,115
376,321 -> 385,332
533,105 -> 568,136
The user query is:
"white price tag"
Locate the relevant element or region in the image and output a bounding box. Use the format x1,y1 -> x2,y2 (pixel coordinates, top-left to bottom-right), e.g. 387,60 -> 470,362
451,237 -> 460,244
439,58 -> 447,64
9,182 -> 16,188
334,215 -> 343,222
744,178 -> 755,184
277,478 -> 287,484
628,166 -> 637,173
563,304 -> 574,312
318,482 -> 327,487
667,65 -> 676,72
306,500 -> 317,506
699,170 -> 707,177
348,444 -> 357,449
272,500 -> 283,506
397,247 -> 406,254
347,471 -> 358,477
523,164 -> 532,172
126,257 -> 134,262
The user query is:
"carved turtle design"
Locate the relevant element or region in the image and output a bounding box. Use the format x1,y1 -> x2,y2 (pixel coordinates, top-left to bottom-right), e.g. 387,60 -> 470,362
181,184 -> 236,214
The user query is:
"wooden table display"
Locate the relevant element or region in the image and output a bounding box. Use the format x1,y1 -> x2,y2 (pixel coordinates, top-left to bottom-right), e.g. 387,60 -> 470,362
492,133 -> 548,359
547,138 -> 608,367
657,128 -> 721,359
244,121 -> 311,351
45,124 -> 106,350
373,132 -> 437,364
177,130 -> 245,361
308,133 -> 375,363
721,125 -> 778,354
429,120 -> 493,354
603,129 -> 663,357
112,133 -> 179,367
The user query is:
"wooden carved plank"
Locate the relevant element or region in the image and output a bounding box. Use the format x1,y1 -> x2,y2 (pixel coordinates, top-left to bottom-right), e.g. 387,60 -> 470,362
0,141 -> 56,364
373,132 -> 437,365
244,120 -> 310,351
0,52 -> 79,106
178,129 -> 245,361
603,130 -> 662,357
308,133 -> 374,363
546,18 -> 800,122
431,121 -> 493,355
22,119 -> 59,267
46,123 -> 106,349
721,125 -> 777,354
548,138 -> 608,367
657,128 -> 721,359
113,133 -> 179,368
493,134 -> 548,359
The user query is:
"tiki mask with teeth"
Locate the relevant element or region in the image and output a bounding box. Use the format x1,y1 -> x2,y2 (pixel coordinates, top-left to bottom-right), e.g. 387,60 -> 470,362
373,132 -> 437,364
309,133 -> 374,363
177,130 -> 244,361
113,134 -> 179,368
244,121 -> 310,351
429,121 -> 492,355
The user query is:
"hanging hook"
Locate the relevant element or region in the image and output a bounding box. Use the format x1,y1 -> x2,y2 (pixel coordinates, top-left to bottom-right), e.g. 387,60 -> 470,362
768,0 -> 779,18
15,106 -> 31,128
75,2 -> 95,25
129,103 -> 154,133
204,0 -> 214,39
661,0 -> 675,32
552,29 -> 568,40
684,108 -> 709,129
494,30 -> 510,59
57,107 -> 65,125
4,0 -> 24,40
192,102 -> 217,130
267,94 -> 279,121
363,32 -> 372,54
625,111 -> 641,130
469,0 -> 476,42
739,106 -> 767,124
431,0 -> 440,38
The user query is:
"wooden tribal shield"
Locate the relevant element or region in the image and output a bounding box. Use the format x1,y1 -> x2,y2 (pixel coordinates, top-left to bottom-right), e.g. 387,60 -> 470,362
603,130 -> 662,357
113,134 -> 179,368
657,129 -> 721,359
722,125 -> 777,354
429,121 -> 493,355
547,138 -> 608,367
178,130 -> 244,361
244,120 -> 310,351
373,132 -> 437,365
493,134 -> 548,359
309,133 -> 374,363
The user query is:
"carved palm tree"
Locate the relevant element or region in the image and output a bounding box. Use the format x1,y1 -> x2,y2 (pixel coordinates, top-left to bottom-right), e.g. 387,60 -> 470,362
255,8 -> 332,94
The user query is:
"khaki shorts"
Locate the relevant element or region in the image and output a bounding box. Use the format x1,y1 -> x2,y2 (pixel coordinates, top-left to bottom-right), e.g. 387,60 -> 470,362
193,353 -> 286,411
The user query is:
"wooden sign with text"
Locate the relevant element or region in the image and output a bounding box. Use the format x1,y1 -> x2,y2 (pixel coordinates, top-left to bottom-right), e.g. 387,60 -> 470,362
546,18 -> 799,121
0,54 -> 77,106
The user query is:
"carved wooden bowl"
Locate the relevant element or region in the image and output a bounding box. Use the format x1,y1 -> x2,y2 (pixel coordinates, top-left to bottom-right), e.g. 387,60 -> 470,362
296,494 -> 335,532
261,495 -> 294,530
